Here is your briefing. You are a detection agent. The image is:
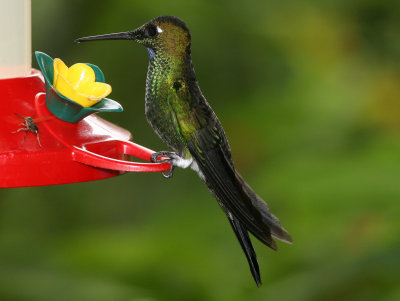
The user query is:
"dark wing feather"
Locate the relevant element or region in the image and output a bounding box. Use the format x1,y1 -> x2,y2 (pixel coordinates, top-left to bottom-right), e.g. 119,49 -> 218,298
185,93 -> 292,244
187,125 -> 278,249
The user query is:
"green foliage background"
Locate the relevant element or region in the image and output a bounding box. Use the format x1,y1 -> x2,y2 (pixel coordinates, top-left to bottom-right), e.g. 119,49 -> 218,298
1,0 -> 400,300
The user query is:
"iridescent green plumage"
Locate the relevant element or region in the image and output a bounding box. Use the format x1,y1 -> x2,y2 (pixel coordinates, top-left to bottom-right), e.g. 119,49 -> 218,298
142,17 -> 200,155
76,15 -> 292,286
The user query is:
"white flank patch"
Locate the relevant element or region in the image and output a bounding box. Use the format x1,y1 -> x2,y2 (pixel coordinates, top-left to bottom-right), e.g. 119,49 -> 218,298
173,156 -> 193,169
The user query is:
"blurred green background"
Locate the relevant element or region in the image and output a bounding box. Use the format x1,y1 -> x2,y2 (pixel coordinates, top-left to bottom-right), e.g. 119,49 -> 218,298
1,0 -> 400,300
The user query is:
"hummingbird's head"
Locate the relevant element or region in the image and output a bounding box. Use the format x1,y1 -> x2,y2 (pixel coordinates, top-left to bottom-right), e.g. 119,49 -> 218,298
76,16 -> 191,59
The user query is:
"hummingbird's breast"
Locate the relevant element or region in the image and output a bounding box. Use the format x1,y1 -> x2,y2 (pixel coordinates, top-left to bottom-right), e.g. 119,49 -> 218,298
144,57 -> 187,155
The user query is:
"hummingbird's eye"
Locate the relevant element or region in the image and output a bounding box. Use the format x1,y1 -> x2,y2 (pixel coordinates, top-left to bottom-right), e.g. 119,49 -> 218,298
145,24 -> 158,38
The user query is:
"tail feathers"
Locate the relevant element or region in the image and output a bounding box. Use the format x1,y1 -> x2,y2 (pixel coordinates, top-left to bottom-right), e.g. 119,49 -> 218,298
271,221 -> 292,244
228,213 -> 262,287
251,193 -> 292,244
235,172 -> 293,245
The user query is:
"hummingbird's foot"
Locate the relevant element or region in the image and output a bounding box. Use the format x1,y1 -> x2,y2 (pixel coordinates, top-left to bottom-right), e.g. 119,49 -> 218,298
151,151 -> 177,164
151,151 -> 178,179
151,151 -> 193,179
162,165 -> 176,179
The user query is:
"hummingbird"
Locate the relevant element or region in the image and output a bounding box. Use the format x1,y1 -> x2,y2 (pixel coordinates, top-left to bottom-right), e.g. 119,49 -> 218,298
76,15 -> 292,286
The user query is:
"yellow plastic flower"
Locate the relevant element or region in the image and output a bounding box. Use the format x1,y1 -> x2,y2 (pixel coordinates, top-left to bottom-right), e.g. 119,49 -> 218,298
53,58 -> 111,107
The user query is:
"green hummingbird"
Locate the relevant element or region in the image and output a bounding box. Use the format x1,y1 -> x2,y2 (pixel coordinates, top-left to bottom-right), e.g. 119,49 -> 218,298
76,15 -> 292,286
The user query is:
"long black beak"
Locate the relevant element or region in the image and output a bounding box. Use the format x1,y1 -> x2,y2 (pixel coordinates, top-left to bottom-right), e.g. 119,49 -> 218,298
75,31 -> 137,43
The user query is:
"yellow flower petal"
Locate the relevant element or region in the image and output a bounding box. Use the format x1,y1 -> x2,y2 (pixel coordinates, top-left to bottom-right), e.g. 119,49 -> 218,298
53,58 -> 112,107
86,82 -> 112,101
53,58 -> 68,87
67,63 -> 96,90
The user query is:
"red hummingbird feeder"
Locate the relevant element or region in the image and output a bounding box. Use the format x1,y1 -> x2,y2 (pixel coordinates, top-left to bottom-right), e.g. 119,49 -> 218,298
0,2 -> 170,188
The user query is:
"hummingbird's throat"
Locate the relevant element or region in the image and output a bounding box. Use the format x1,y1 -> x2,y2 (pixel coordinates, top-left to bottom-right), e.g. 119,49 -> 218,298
146,48 -> 156,60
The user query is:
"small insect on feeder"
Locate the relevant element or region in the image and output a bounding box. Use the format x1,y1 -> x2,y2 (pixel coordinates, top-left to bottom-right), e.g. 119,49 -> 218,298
0,1 -> 170,188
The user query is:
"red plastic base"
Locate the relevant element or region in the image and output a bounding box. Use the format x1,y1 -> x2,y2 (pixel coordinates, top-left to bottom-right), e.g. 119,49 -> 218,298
0,70 -> 170,188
